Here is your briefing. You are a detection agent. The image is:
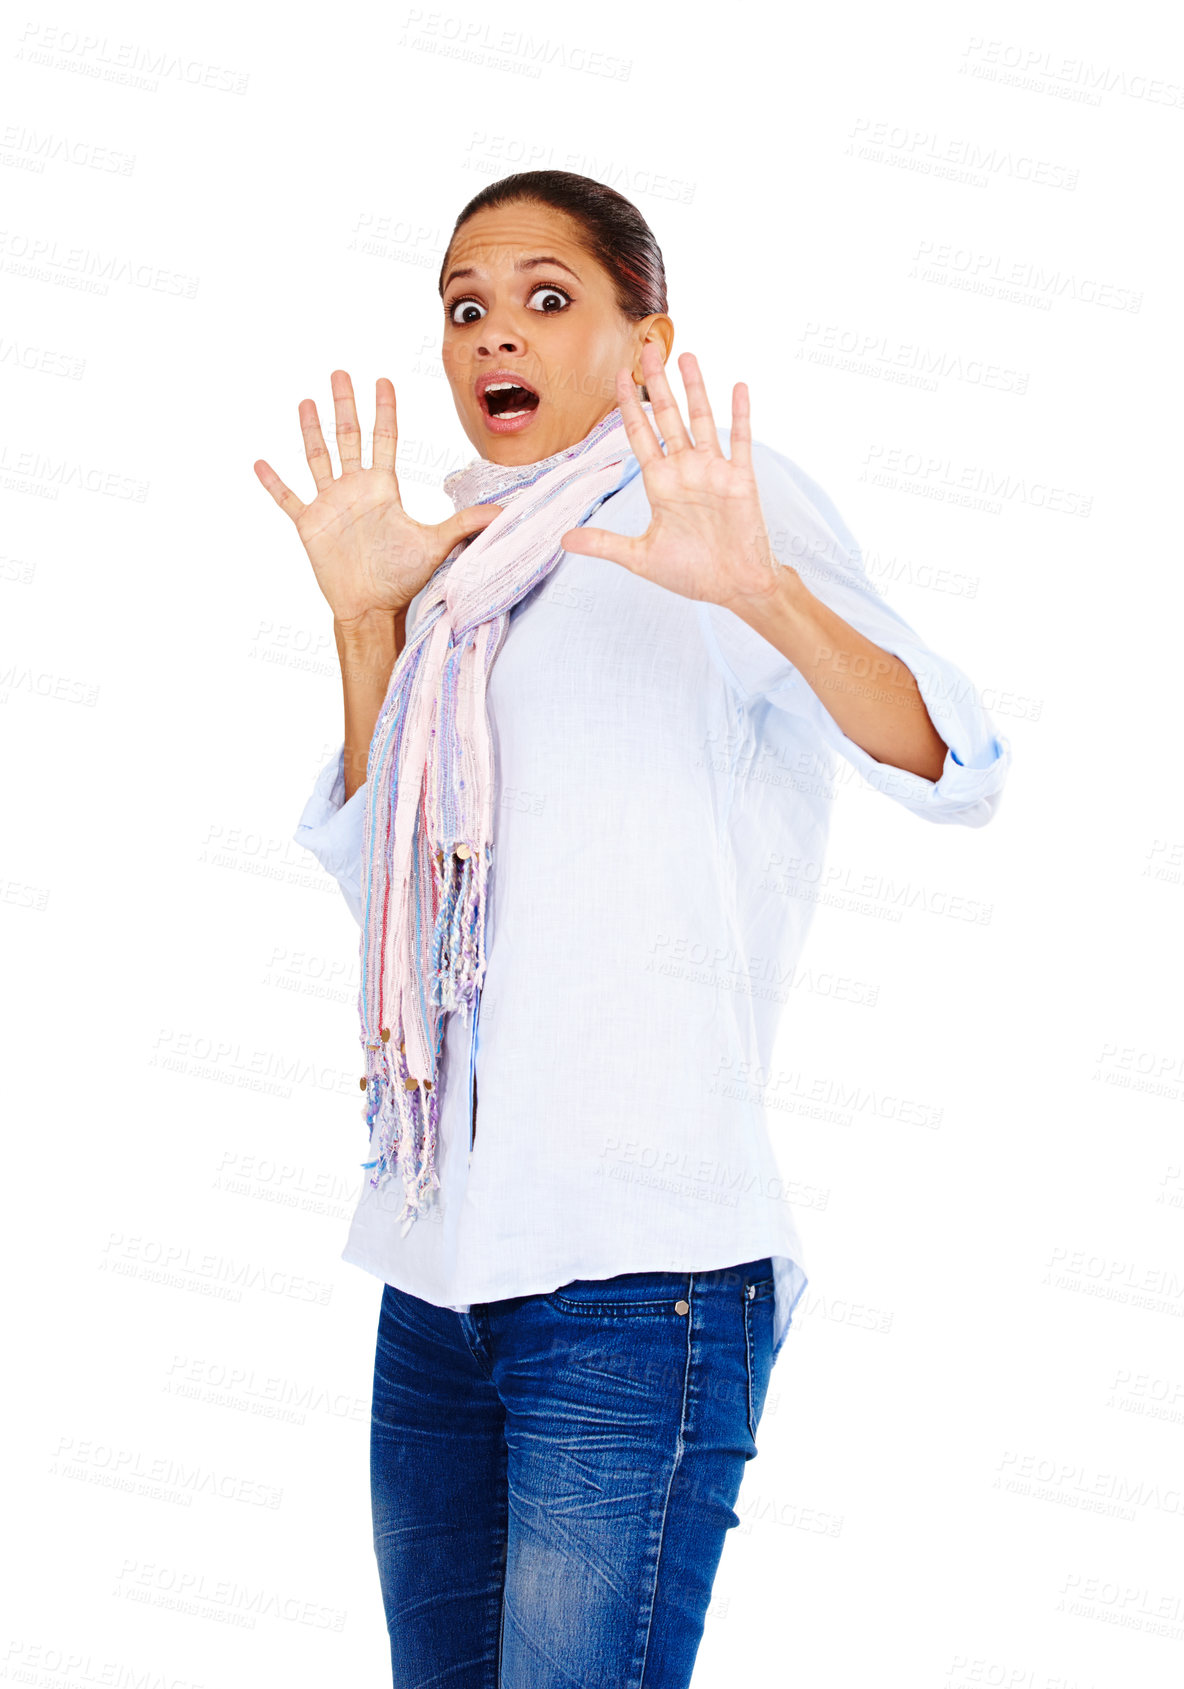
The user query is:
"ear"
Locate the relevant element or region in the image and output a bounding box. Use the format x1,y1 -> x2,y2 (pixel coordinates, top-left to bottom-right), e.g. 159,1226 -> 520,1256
629,314 -> 675,393
649,314 -> 676,362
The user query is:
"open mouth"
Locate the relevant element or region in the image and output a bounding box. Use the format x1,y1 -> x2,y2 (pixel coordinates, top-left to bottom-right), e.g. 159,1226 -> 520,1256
477,374 -> 541,423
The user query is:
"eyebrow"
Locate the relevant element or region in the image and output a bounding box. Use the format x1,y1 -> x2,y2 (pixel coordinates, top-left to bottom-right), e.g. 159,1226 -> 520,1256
441,254 -> 583,293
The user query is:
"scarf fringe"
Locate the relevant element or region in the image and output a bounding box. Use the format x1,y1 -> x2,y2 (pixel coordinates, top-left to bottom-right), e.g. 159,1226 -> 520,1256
359,844 -> 488,1234
359,1034 -> 442,1236
430,845 -> 489,1014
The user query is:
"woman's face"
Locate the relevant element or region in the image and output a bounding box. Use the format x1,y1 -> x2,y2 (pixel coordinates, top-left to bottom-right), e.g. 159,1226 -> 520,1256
440,201 -> 673,464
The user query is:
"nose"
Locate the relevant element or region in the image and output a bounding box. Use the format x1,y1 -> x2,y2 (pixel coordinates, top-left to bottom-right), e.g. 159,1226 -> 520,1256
476,329 -> 523,357
473,303 -> 526,360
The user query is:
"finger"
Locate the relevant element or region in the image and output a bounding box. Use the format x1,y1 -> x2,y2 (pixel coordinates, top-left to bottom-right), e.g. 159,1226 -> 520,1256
253,458 -> 307,524
678,352 -> 723,456
640,340 -> 692,455
331,369 -> 363,473
372,377 -> 400,481
560,524 -> 645,573
730,381 -> 753,472
614,368 -> 663,470
434,501 -> 504,560
298,399 -> 335,494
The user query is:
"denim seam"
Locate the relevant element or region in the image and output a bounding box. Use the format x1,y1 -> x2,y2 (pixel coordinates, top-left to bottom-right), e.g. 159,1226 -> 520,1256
546,1294 -> 681,1317
633,1271 -> 694,1688
743,1292 -> 757,1444
495,1539 -> 507,1689
743,1278 -> 774,1443
459,1309 -> 497,1382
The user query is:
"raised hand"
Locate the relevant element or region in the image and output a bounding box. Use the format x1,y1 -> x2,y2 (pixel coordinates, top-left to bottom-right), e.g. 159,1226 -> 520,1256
254,370 -> 501,627
560,344 -> 783,615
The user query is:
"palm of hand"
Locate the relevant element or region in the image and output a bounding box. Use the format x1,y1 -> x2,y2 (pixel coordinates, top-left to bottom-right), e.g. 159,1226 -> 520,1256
295,466 -> 428,621
254,371 -> 501,626
561,345 -> 783,614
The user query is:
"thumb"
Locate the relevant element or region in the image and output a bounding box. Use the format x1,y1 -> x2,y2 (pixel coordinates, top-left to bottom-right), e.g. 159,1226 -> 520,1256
560,526 -> 638,570
435,502 -> 504,559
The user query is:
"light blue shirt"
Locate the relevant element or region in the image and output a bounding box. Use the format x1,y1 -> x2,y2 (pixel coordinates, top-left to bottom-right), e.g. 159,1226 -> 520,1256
294,433 -> 1011,1359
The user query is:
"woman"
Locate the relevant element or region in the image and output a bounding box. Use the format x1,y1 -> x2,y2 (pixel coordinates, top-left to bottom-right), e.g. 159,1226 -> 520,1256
256,172 -> 1010,1687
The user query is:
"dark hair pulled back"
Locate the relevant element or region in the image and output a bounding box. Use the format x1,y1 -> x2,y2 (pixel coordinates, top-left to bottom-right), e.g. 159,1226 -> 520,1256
438,170 -> 667,338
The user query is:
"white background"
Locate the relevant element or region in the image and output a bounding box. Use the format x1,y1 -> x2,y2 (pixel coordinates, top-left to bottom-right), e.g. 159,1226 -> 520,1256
3,1 -> 1182,1685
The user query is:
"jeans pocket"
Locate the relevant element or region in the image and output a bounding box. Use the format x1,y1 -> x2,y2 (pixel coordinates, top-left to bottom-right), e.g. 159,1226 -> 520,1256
742,1276 -> 775,1445
545,1269 -> 689,1318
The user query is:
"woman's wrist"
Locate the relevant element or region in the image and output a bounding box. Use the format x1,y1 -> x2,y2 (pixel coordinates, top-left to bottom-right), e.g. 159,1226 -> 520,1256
335,605 -> 406,650
336,608 -> 407,802
334,607 -> 405,681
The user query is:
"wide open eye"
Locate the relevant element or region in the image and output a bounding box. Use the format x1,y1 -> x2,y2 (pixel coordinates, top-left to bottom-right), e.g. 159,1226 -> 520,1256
526,284 -> 571,314
447,296 -> 486,326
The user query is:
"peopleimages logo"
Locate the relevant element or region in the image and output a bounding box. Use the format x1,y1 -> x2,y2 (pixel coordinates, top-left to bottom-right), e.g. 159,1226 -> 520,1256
645,933 -> 879,1008
861,444 -> 1091,517
910,240 -> 1143,313
846,116 -> 1079,190
958,35 -> 1184,110
398,10 -> 631,81
797,321 -> 1030,396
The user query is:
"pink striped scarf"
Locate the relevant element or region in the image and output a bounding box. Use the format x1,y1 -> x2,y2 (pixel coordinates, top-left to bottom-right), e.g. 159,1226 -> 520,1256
357,401 -> 651,1232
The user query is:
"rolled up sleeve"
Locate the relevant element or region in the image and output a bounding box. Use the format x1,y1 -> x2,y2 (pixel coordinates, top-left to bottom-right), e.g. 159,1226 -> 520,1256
761,590 -> 1012,827
293,742 -> 366,924
701,438 -> 1013,828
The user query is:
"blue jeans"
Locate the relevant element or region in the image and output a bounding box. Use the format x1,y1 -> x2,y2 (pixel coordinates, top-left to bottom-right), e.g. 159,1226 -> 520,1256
369,1257 -> 777,1688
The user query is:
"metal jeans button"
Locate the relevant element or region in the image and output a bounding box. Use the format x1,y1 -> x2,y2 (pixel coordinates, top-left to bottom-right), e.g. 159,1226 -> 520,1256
674,1298 -> 689,1315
